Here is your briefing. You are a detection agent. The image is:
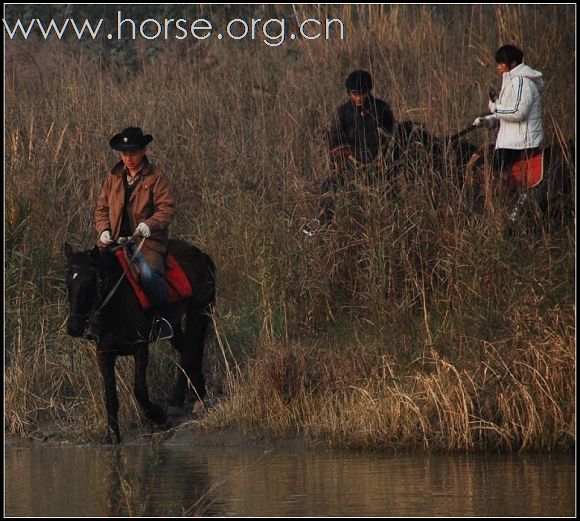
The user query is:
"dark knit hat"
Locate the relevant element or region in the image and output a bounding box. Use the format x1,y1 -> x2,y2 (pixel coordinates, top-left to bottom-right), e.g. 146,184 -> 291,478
109,127 -> 153,151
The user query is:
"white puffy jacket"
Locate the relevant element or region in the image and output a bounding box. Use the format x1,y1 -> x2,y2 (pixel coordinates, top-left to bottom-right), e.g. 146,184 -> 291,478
488,62 -> 544,149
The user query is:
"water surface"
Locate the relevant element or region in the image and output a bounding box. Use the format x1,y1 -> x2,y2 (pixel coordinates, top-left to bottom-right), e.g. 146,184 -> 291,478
5,431 -> 576,517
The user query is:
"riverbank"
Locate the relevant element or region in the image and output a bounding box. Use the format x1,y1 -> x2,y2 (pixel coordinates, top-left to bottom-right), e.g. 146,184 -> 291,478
11,299 -> 575,454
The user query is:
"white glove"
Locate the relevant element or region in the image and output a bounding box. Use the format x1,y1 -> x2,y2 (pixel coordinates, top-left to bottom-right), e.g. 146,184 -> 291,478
135,222 -> 151,238
473,116 -> 496,129
100,230 -> 113,245
488,100 -> 497,113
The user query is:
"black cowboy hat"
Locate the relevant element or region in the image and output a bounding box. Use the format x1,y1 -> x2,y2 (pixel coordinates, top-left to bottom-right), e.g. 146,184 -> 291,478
109,127 -> 153,151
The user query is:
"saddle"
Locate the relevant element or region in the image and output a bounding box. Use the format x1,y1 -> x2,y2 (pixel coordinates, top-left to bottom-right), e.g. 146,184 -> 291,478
507,149 -> 544,191
114,250 -> 192,310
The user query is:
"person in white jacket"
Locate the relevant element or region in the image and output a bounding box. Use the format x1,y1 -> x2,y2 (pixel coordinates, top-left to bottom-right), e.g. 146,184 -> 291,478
473,45 -> 544,173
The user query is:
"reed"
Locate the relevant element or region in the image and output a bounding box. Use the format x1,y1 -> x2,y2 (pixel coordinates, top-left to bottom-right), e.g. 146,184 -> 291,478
5,4 -> 575,451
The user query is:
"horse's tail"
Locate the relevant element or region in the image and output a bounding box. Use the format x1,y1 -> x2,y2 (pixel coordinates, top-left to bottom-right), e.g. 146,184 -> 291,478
201,252 -> 217,312
204,252 -> 216,279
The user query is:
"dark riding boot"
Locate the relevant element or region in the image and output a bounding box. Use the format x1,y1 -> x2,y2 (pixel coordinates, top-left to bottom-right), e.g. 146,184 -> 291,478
137,263 -> 174,342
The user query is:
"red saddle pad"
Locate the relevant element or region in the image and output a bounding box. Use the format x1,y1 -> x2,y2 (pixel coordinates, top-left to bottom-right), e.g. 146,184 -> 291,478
114,251 -> 192,310
508,150 -> 544,191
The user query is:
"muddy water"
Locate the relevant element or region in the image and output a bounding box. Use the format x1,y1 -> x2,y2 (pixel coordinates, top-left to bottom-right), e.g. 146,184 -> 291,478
5,431 -> 576,517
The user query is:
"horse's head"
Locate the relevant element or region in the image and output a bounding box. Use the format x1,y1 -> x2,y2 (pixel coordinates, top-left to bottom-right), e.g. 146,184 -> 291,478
64,243 -> 100,337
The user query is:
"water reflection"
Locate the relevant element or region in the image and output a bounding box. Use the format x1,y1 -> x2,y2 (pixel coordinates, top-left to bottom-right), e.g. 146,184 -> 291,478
5,441 -> 218,517
5,435 -> 576,517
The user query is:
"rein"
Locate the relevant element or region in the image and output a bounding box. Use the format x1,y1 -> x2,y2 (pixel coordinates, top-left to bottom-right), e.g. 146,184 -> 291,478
95,235 -> 146,314
447,124 -> 478,144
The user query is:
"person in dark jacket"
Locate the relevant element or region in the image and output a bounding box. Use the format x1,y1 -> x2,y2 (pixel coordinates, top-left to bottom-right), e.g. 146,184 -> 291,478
304,70 -> 396,235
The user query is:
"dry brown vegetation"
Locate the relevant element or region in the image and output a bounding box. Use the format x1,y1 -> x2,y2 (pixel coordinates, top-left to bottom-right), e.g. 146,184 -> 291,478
5,5 -> 575,451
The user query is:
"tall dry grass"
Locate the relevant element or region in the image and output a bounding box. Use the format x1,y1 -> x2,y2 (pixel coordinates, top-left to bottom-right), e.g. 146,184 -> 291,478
5,5 -> 575,450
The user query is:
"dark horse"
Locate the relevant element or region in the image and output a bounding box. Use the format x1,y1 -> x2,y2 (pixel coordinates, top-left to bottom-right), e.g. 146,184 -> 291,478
464,140 -> 575,227
386,120 -> 480,180
387,121 -> 574,227
308,120 -> 476,230
64,238 -> 216,444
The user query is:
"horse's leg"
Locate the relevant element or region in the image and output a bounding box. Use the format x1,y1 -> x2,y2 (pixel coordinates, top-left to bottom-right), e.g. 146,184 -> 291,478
169,318 -> 186,355
318,174 -> 340,225
186,311 -> 210,407
545,147 -> 574,225
133,344 -> 167,425
169,310 -> 209,413
463,145 -> 494,212
167,325 -> 186,416
464,152 -> 481,190
97,349 -> 121,444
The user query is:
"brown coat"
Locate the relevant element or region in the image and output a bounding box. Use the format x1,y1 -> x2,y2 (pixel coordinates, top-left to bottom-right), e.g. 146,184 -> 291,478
95,158 -> 175,272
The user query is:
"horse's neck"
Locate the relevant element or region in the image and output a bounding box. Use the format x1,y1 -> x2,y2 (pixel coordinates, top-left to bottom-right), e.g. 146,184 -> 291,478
97,252 -> 120,280
399,120 -> 436,146
96,253 -> 128,306
94,261 -> 145,341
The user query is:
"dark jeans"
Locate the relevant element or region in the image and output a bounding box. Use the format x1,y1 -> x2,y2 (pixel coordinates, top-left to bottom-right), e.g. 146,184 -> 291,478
492,147 -> 541,173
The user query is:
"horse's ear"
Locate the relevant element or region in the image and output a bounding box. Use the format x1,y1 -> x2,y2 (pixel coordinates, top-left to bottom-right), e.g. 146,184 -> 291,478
64,242 -> 74,260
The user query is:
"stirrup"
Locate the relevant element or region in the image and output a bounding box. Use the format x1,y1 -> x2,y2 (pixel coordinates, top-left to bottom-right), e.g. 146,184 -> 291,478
150,317 -> 174,342
302,218 -> 321,237
303,215 -> 334,237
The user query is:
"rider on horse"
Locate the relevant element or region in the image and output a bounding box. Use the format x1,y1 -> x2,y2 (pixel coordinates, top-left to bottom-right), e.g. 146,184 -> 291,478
96,127 -> 176,340
304,69 -> 396,235
472,45 -> 544,181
